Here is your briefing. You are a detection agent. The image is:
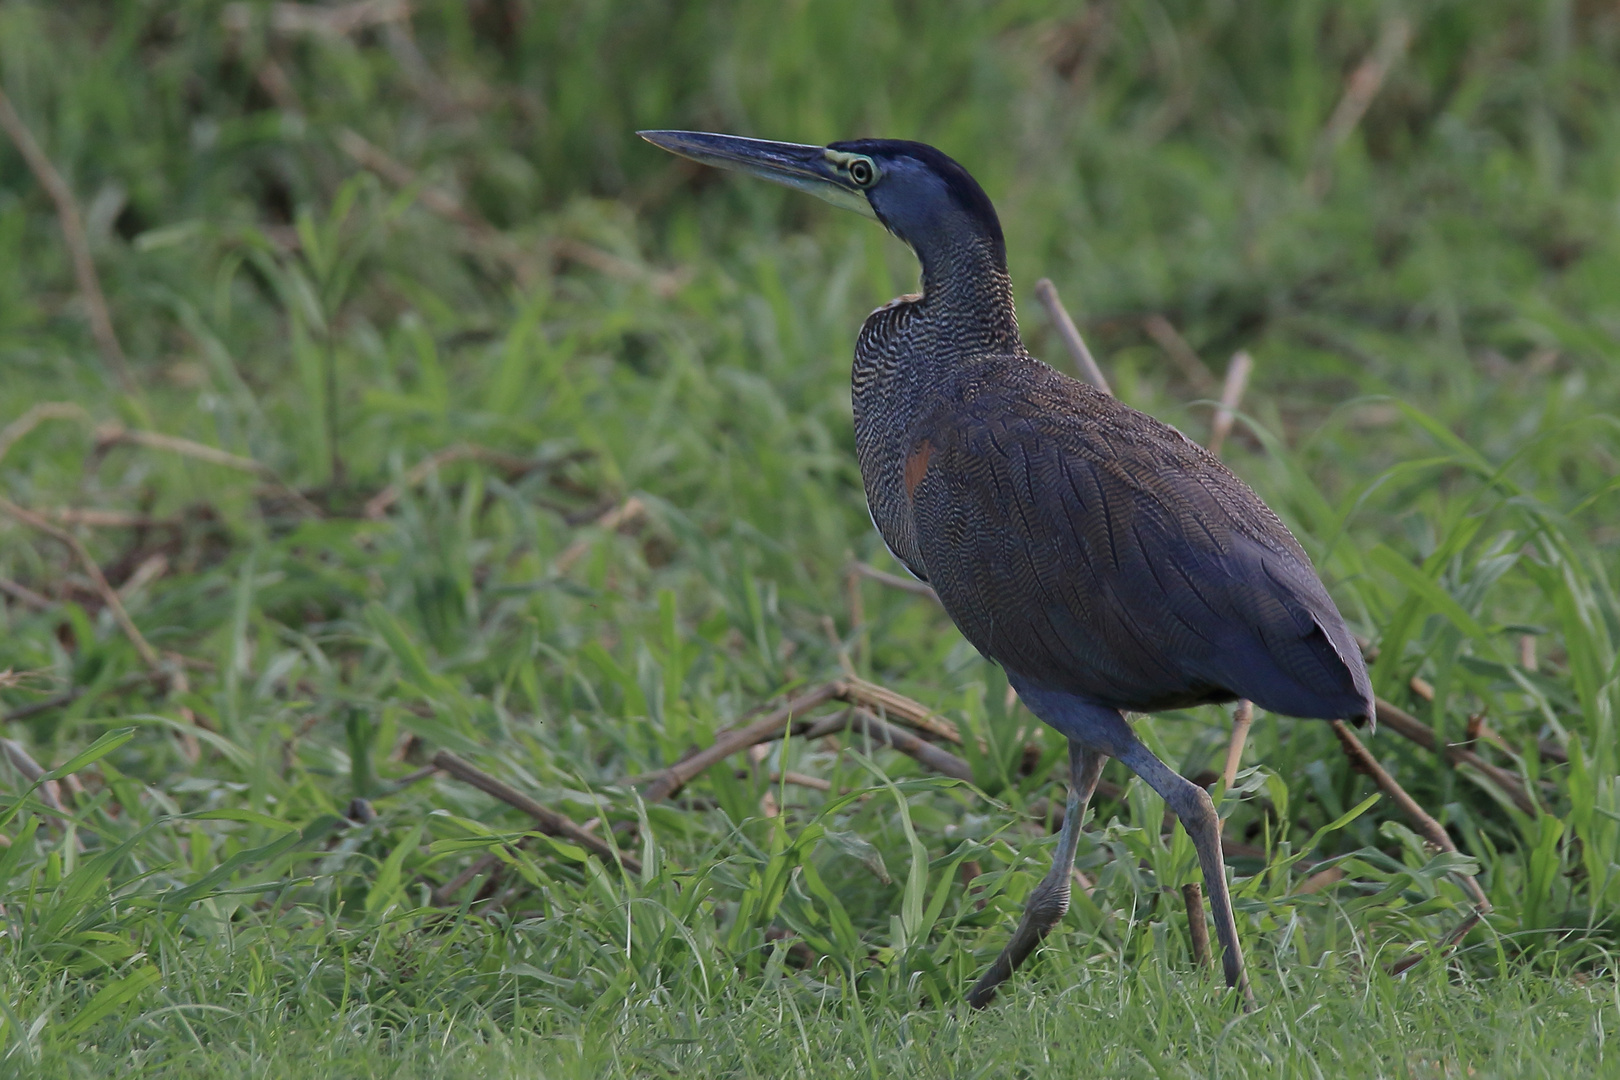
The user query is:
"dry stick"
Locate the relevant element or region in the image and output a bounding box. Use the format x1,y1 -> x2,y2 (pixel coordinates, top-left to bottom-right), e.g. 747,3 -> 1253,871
802,708 -> 854,742
95,423 -> 322,519
1222,698 -> 1254,791
96,424 -> 269,476
364,444 -> 548,519
0,88 -> 134,392
2,689 -> 78,723
116,556 -> 169,605
158,660 -> 206,761
549,238 -> 689,299
846,561 -> 937,599
337,128 -> 490,235
842,561 -> 869,671
45,509 -> 175,530
430,750 -> 641,875
383,763 -> 440,794
0,403 -> 88,466
737,767 -> 834,793
1308,15 -> 1413,196
1207,351 -> 1254,458
773,770 -> 833,793
642,682 -> 846,803
0,577 -> 53,613
1388,908 -> 1486,978
1374,698 -> 1538,815
619,695 -> 822,787
554,497 -> 647,574
0,738 -> 65,812
0,738 -> 82,849
6,408 -> 311,519
255,0 -> 412,40
1329,720 -> 1484,904
432,850 -> 502,907
820,613 -> 857,680
1464,713 -> 1564,766
1329,719 -> 1490,973
848,708 -> 974,782
842,675 -> 964,745
746,743 -> 780,818
1295,865 -> 1346,895
1519,634 -> 1537,673
0,496 -> 162,676
1142,314 -> 1217,393
1203,352 -> 1258,763
1182,882 -> 1212,968
2,671 -> 158,726
1033,279 -> 1112,395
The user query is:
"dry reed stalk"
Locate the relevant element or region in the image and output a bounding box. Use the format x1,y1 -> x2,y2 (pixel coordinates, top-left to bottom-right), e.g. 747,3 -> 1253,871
1033,278 -> 1112,395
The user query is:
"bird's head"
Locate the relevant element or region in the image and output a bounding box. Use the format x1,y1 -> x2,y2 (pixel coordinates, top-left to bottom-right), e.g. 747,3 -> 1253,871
638,131 -> 1006,278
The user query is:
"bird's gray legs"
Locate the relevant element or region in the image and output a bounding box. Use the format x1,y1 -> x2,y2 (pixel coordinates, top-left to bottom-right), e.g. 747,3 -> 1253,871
1116,740 -> 1255,1007
967,739 -> 1105,1009
970,683 -> 1253,1008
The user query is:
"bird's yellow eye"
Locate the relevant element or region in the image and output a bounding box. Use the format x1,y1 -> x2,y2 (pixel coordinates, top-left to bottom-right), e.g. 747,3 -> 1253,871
848,158 -> 876,187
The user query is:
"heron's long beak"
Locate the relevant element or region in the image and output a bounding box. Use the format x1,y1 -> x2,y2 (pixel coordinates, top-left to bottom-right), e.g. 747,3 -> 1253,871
638,130 -> 876,219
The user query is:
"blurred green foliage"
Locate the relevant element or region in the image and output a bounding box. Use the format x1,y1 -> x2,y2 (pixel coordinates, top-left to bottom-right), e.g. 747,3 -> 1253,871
1,0 -> 1619,1073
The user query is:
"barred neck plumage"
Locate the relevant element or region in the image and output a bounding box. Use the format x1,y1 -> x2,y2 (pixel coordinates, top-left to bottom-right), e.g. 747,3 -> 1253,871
850,228 -> 1024,588
907,220 -> 1021,359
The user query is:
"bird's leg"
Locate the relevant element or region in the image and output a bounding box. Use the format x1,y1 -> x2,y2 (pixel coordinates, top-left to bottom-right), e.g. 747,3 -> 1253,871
966,739 -> 1104,1009
1116,740 -> 1256,1008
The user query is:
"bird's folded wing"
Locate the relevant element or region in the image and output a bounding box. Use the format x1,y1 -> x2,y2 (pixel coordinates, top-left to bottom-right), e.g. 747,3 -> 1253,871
907,388 -> 1369,718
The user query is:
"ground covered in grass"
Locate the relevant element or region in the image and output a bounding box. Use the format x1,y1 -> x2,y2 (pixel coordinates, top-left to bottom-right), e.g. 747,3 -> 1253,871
30,962 -> 1620,1078
3,2 -> 1620,1076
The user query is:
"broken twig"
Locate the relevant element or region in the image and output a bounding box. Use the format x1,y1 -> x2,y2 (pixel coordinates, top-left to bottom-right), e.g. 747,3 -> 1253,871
94,423 -> 321,518
223,0 -> 412,39
1183,881 -> 1211,968
1374,697 -> 1538,815
846,560 -> 938,599
431,749 -> 641,874
1309,16 -> 1413,195
1330,718 -> 1490,973
1142,315 -> 1216,392
848,708 -> 973,782
1330,719 -> 1489,911
642,682 -> 845,803
432,850 -> 503,907
0,577 -> 53,613
363,443 -> 587,519
0,737 -> 83,846
554,497 -> 647,574
0,496 -> 162,676
0,403 -> 89,466
1221,699 -> 1253,791
0,89 -> 133,390
842,675 -> 964,745
1295,865 -> 1346,895
1033,279 -> 1112,395
1207,351 -> 1253,457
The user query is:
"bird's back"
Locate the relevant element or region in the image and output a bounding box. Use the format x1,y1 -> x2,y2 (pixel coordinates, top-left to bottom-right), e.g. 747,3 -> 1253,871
857,329 -> 1373,723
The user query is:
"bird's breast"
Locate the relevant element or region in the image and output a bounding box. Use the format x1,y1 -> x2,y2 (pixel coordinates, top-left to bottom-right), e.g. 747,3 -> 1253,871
851,299 -> 933,579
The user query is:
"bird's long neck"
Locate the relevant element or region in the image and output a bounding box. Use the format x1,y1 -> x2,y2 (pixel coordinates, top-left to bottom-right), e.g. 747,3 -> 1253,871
912,231 -> 1021,355
849,225 -> 1022,590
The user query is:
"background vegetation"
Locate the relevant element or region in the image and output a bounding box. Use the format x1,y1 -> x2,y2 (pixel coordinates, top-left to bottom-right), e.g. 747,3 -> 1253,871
2,1 -> 1619,1075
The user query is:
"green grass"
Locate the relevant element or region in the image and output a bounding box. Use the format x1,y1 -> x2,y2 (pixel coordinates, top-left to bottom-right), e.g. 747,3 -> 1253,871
3,1 -> 1620,1075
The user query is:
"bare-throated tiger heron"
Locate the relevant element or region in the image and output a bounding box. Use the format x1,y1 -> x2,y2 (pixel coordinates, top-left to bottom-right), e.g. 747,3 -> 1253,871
640,131 -> 1374,1008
